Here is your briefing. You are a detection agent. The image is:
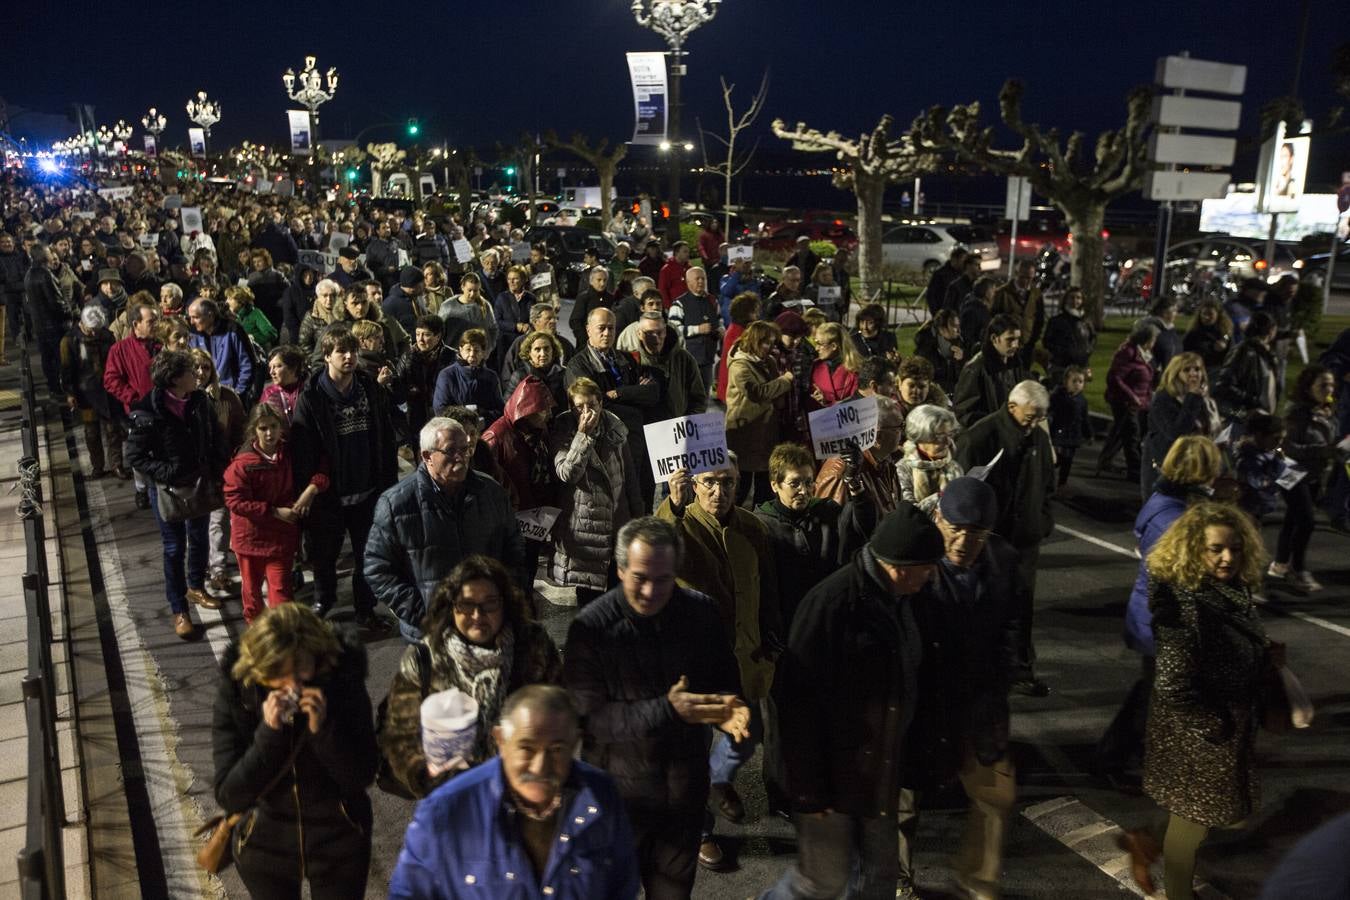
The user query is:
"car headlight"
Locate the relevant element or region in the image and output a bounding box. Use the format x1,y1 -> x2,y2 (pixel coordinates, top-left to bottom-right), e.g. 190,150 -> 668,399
1292,259 -> 1304,269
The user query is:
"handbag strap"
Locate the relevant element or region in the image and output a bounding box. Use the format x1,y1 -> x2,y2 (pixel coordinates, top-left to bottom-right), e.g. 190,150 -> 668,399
251,731 -> 308,807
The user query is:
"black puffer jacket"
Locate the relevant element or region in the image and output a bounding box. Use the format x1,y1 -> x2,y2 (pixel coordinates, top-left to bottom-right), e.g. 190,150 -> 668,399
212,625 -> 377,827
563,586 -> 740,815
953,347 -> 1028,428
279,263 -> 318,341
1214,339 -> 1278,419
753,497 -> 874,629
124,388 -> 227,487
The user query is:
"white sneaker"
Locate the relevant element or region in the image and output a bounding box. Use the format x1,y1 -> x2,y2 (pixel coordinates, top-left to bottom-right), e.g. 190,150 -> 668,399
1292,571 -> 1323,593
1267,561 -> 1291,581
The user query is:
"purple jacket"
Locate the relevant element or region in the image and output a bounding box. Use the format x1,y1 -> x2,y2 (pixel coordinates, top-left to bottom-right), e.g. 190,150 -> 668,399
1104,342 -> 1154,410
1125,483 -> 1189,655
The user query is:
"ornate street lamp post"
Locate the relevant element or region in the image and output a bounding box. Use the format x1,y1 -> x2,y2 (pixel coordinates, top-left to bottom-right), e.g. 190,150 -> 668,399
141,108 -> 167,139
185,91 -> 222,155
283,55 -> 339,149
631,0 -> 721,241
112,119 -> 133,155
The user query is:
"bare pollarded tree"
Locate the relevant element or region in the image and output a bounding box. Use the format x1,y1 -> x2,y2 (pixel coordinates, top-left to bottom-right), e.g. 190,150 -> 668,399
772,115 -> 938,300
699,71 -> 769,236
909,80 -> 1152,325
546,132 -> 629,229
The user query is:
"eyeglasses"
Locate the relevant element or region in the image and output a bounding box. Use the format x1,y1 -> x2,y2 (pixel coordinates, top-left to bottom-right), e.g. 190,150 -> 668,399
453,597 -> 502,617
781,477 -> 815,491
694,477 -> 737,492
432,444 -> 472,459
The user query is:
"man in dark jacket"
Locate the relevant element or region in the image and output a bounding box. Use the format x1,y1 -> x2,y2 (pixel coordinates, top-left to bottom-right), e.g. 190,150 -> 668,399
953,314 -> 1026,427
765,504 -> 943,900
942,253 -> 983,314
279,263 -> 318,344
187,298 -> 254,396
632,311 -> 707,421
924,246 -> 967,317
897,478 -> 1019,900
990,259 -> 1045,366
955,380 -> 1055,696
331,246 -> 372,288
251,212 -> 299,266
394,314 -> 456,443
911,310 -> 965,396
1042,286 -> 1096,385
1141,296 -> 1183,377
365,416 -> 527,641
291,330 -> 400,634
563,517 -> 748,899
23,243 -> 71,394
363,219 -> 401,292
668,267 -> 723,389
383,266 -> 426,336
0,231 -> 31,355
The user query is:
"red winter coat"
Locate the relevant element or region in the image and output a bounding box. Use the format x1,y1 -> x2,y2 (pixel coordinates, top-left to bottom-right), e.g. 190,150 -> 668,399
482,375 -> 557,511
1104,342 -> 1155,411
809,358 -> 859,410
223,440 -> 329,557
658,257 -> 691,308
103,336 -> 159,414
715,323 -> 744,403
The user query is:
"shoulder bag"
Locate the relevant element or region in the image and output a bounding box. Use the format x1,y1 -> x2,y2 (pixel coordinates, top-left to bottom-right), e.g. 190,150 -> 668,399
195,735 -> 306,874
155,476 -> 225,523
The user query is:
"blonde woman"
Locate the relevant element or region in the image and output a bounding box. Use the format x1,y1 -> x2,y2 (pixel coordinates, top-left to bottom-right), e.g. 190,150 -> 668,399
212,603 -> 377,899
1142,351 -> 1219,497
809,321 -> 862,409
725,320 -> 795,506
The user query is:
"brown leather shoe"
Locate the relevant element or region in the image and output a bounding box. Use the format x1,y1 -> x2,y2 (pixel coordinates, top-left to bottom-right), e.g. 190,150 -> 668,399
1116,829 -> 1160,895
697,839 -> 729,872
186,588 -> 221,610
173,613 -> 196,639
708,782 -> 745,824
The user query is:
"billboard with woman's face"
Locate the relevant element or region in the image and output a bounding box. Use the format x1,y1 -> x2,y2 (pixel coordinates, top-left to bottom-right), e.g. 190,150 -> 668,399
1257,122 -> 1310,214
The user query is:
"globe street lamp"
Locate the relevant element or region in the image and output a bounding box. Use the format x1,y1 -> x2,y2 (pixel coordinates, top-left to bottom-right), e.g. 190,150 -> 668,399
141,108 -> 167,138
95,125 -> 114,157
113,120 -> 133,155
283,55 -> 338,148
186,91 -> 222,155
631,0 -> 721,242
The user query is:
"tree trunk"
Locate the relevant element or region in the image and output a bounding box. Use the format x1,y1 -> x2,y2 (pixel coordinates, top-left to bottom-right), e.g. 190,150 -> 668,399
597,161 -> 615,230
1063,203 -> 1107,329
855,173 -> 886,304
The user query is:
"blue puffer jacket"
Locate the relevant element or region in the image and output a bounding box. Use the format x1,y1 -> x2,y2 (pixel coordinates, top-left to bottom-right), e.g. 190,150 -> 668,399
188,320 -> 255,396
388,757 -> 639,900
1124,480 -> 1197,655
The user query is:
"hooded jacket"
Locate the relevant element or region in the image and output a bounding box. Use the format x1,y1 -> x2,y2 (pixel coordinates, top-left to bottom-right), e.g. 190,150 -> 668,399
483,375 -> 558,511
223,439 -> 329,557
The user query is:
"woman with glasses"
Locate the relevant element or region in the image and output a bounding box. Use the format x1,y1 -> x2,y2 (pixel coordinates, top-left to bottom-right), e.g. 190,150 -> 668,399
298,278 -> 345,368
549,377 -> 643,607
378,555 -> 561,799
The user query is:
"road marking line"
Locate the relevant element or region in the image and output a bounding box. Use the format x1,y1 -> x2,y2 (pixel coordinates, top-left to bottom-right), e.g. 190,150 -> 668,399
1021,795 -> 1230,899
1056,523 -> 1350,642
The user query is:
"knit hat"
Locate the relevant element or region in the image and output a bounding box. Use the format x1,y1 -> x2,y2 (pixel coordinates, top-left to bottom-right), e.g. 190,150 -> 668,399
399,266 -> 424,288
774,310 -> 809,337
338,246 -> 361,261
937,477 -> 999,530
96,268 -> 123,285
869,502 -> 945,566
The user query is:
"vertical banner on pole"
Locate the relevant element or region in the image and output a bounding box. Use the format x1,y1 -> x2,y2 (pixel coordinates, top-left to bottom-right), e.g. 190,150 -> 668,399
143,135 -> 157,157
288,110 -> 313,156
188,128 -> 206,159
627,51 -> 668,146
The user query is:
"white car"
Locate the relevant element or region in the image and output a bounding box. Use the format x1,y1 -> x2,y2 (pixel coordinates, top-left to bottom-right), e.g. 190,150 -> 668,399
881,223 -> 1001,273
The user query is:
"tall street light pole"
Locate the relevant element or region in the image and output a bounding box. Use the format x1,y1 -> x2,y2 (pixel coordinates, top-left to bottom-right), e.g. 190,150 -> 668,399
283,55 -> 339,150
631,0 -> 721,243
185,91 -> 221,157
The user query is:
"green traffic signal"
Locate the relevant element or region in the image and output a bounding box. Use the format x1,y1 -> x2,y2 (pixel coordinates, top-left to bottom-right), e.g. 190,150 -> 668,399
346,168 -> 358,181
505,166 -> 515,175
407,119 -> 420,137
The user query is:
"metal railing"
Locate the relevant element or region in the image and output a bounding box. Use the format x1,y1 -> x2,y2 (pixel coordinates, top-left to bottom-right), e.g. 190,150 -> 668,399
14,332 -> 67,900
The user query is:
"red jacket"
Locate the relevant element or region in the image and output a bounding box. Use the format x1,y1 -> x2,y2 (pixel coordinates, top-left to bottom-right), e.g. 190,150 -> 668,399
1104,342 -> 1154,411
697,230 -> 721,266
715,323 -> 744,403
657,258 -> 691,308
223,440 -> 329,557
810,358 -> 859,409
482,375 -> 557,511
103,335 -> 159,414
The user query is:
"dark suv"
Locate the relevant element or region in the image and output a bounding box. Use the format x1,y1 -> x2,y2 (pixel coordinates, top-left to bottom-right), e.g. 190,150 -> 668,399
523,225 -> 617,297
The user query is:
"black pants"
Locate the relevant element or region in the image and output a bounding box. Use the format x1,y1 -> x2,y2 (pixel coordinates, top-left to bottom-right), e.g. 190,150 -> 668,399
1276,480 -> 1316,571
628,806 -> 704,900
234,800 -> 372,900
1053,445 -> 1076,487
35,322 -> 65,397
1013,543 -> 1041,681
735,470 -> 772,508
305,494 -> 378,616
1095,654 -> 1155,773
1098,401 -> 1144,477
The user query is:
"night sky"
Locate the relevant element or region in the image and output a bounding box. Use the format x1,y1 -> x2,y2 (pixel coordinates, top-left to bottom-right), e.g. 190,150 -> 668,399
5,0 -> 1347,186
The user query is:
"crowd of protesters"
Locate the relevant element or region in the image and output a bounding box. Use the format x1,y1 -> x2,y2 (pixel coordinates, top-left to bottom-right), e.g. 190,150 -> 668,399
1,168 -> 1343,900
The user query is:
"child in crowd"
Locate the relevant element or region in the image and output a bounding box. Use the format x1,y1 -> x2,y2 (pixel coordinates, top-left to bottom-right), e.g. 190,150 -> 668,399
222,404 -> 327,624
1049,365 -> 1093,487
432,328 -> 505,425
1232,411 -> 1287,521
351,320 -> 396,389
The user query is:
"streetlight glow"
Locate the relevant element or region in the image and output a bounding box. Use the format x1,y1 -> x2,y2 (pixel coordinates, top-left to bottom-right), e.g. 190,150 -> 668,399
141,108 -> 167,137
185,91 -> 222,154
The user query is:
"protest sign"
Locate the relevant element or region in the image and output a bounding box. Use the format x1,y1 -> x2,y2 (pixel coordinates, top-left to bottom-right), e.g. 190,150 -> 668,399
643,412 -> 729,483
179,206 -> 204,235
529,272 -> 553,291
817,285 -> 842,307
98,186 -> 134,202
807,396 -> 878,459
297,250 -> 337,273
727,245 -> 753,262
511,242 -> 532,262
516,507 -> 563,542
162,193 -> 183,209
452,238 -> 475,264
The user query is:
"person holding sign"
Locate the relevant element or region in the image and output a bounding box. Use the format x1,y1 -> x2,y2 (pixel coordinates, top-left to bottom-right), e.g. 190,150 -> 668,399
808,322 -> 861,410
726,321 -> 796,507
803,262 -> 846,323
483,375 -> 559,578
815,396 -> 905,514
549,377 -> 643,607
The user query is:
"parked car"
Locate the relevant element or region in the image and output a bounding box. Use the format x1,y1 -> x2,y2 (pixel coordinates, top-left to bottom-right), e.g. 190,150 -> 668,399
1164,236 -> 1299,289
523,225 -> 616,297
1294,244 -> 1350,292
680,210 -> 753,241
755,220 -> 859,253
881,223 -> 1001,273
996,218 -> 1072,259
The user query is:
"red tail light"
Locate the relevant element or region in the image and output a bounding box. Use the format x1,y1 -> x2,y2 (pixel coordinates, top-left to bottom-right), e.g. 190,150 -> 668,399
1254,259 -> 1268,271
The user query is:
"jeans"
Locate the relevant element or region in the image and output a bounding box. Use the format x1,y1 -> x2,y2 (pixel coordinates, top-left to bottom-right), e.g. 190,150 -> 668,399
306,494 -> 378,616
148,487 -> 209,615
761,812 -> 899,900
710,702 -> 763,785
207,506 -> 231,577
238,553 -> 294,623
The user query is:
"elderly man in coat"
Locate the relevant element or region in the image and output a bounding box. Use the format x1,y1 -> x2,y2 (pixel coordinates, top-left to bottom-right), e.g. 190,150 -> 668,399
657,456 -> 782,871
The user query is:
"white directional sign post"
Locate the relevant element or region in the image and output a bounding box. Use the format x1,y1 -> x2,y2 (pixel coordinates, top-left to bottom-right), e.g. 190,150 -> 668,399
1147,54 -> 1247,300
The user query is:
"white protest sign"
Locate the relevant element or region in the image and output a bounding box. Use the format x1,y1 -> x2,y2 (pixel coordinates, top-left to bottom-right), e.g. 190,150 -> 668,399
643,412 -> 729,483
179,206 -> 204,235
297,250 -> 338,273
529,272 -> 553,291
98,186 -> 134,202
74,211 -> 96,221
511,242 -> 532,262
807,396 -> 878,459
516,507 -> 563,542
817,285 -> 842,305
727,245 -> 753,262
452,238 -> 475,264
964,448 -> 1004,482
397,248 -> 411,268
328,233 -> 351,252
138,234 -> 157,249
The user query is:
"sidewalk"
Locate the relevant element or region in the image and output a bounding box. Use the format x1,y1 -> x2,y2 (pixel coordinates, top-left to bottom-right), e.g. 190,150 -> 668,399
0,359 -> 90,899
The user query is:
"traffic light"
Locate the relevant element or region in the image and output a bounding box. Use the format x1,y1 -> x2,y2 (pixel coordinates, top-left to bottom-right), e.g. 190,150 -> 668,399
346,168 -> 358,182
505,166 -> 516,176
406,118 -> 420,137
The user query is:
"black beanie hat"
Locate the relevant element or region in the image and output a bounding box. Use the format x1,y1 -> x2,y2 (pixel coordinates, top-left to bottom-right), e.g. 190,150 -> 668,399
869,502 -> 945,566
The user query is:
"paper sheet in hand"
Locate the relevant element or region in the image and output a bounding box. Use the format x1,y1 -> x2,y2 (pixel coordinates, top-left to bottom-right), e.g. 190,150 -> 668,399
807,397 -> 878,459
1276,459 -> 1307,489
530,272 -> 553,291
644,413 -> 729,482
452,238 -> 475,264
511,242 -> 532,262
516,507 -> 562,542
817,285 -> 842,305
963,448 -> 1004,481
727,245 -> 753,262
1215,424 -> 1234,446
